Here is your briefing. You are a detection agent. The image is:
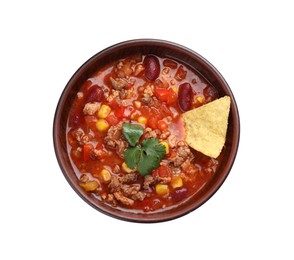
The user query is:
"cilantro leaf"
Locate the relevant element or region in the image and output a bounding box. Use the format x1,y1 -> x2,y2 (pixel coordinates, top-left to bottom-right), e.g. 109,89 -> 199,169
122,124 -> 144,146
124,146 -> 140,169
137,151 -> 161,176
141,138 -> 166,160
124,138 -> 167,176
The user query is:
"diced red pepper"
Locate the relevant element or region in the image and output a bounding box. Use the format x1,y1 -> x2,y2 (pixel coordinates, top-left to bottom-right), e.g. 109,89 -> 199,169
154,88 -> 169,101
154,88 -> 177,105
106,114 -> 119,126
83,143 -> 94,161
114,106 -> 125,118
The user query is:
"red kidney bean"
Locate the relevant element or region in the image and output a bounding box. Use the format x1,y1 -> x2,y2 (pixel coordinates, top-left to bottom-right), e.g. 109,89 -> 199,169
86,85 -> 104,103
203,86 -> 218,101
171,188 -> 188,202
69,112 -> 82,129
178,83 -> 193,111
143,55 -> 160,81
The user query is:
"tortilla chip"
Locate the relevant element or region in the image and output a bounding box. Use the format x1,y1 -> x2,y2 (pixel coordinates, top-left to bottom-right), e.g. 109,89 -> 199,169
183,96 -> 231,158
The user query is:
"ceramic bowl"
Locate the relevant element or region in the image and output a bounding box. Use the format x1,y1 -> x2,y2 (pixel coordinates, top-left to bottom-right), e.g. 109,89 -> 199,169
53,39 -> 240,223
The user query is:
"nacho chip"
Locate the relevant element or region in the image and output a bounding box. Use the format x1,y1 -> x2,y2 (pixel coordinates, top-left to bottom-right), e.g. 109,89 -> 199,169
183,96 -> 231,158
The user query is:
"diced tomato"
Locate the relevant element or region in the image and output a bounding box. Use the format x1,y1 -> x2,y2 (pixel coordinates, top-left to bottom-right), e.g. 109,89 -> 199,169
84,115 -> 98,131
83,143 -> 94,161
106,114 -> 119,126
106,99 -> 119,110
147,107 -> 161,129
158,164 -> 172,178
141,105 -> 151,117
174,65 -> 187,81
166,89 -> 177,105
114,105 -> 134,119
154,88 -> 177,105
114,106 -> 125,118
158,120 -> 168,131
150,107 -> 160,117
147,116 -> 158,129
123,106 -> 135,118
152,165 -> 171,180
163,59 -> 178,69
140,198 -> 153,212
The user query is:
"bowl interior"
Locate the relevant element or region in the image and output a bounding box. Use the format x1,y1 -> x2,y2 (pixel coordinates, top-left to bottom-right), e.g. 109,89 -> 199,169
53,39 -> 240,222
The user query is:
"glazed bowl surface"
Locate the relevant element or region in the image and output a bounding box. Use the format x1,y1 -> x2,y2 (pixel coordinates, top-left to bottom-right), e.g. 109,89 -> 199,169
53,39 -> 240,223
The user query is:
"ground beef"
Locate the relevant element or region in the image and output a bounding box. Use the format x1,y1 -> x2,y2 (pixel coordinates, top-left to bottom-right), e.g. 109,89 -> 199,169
159,130 -> 171,140
115,140 -> 128,158
114,192 -> 134,206
169,140 -> 194,167
143,170 -> 170,190
108,176 -> 121,193
143,84 -> 154,96
143,175 -> 156,190
83,102 -> 100,115
131,191 -> 146,201
167,134 -> 178,148
144,127 -> 161,139
72,130 -> 92,145
106,89 -> 120,103
104,125 -> 128,158
109,77 -> 128,90
121,184 -> 140,196
141,95 -> 152,104
120,173 -> 137,183
107,174 -> 146,206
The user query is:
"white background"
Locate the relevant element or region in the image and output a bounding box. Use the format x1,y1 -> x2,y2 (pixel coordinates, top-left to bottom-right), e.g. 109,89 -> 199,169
1,0 -> 293,259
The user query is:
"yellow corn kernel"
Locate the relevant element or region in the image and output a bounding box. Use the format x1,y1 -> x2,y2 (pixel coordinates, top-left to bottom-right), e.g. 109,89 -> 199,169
134,100 -> 141,109
137,116 -> 147,124
155,184 -> 170,196
80,180 -> 99,191
171,176 -> 183,189
122,162 -> 134,173
96,119 -> 109,131
97,104 -> 111,118
99,169 -> 111,183
196,96 -> 203,103
159,141 -> 169,154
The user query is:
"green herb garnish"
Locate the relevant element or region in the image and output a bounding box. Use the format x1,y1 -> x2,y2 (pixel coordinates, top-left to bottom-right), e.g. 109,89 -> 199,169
124,138 -> 166,176
122,123 -> 144,146
122,124 -> 166,176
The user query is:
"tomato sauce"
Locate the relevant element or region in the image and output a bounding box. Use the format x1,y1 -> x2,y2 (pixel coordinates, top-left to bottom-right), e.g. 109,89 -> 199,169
67,54 -> 221,213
